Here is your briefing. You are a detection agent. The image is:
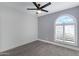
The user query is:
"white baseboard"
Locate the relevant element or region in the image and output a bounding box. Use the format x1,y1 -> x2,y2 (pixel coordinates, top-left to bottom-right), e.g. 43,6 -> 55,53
38,39 -> 79,51
0,39 -> 37,53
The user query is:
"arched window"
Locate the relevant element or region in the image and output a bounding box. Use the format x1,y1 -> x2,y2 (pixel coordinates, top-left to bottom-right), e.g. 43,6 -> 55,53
55,15 -> 77,45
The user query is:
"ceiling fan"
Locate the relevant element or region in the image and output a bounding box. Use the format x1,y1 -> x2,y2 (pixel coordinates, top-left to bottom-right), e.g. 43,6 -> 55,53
27,2 -> 51,14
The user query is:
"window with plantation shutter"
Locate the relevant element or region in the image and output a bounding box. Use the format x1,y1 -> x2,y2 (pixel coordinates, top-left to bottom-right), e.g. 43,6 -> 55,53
55,15 -> 77,46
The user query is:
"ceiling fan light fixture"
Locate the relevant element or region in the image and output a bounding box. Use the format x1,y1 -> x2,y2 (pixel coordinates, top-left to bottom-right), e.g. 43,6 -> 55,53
36,10 -> 42,14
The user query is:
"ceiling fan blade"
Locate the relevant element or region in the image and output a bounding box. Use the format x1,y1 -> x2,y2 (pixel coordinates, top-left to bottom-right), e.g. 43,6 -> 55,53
40,2 -> 51,9
33,2 -> 39,9
27,8 -> 37,10
41,9 -> 48,12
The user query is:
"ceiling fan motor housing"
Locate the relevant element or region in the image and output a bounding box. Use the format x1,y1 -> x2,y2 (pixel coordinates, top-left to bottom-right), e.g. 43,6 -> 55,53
38,4 -> 40,7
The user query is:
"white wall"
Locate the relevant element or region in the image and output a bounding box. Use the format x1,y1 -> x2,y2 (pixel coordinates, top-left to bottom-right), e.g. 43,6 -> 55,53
0,5 -> 38,52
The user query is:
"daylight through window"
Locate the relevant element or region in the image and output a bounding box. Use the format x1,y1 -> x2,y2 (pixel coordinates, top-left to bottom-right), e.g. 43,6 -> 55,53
55,15 -> 77,45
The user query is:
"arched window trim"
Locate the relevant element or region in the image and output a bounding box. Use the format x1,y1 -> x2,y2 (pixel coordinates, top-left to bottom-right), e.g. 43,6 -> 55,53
54,14 -> 77,46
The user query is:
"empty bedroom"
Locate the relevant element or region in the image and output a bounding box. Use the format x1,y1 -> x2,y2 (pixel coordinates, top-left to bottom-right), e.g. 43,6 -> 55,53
0,1 -> 79,56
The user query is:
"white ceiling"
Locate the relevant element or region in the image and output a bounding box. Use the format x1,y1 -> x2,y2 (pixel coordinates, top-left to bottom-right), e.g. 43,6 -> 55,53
0,2 -> 79,17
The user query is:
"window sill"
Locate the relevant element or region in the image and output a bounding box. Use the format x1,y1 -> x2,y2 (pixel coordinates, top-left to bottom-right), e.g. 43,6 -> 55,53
55,39 -> 77,46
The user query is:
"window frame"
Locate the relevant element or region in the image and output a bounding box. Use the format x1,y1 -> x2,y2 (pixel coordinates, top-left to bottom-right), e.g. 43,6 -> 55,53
54,14 -> 77,46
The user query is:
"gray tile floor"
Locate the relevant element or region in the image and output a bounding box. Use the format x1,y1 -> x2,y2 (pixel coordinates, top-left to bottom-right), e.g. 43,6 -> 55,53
1,40 -> 79,56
